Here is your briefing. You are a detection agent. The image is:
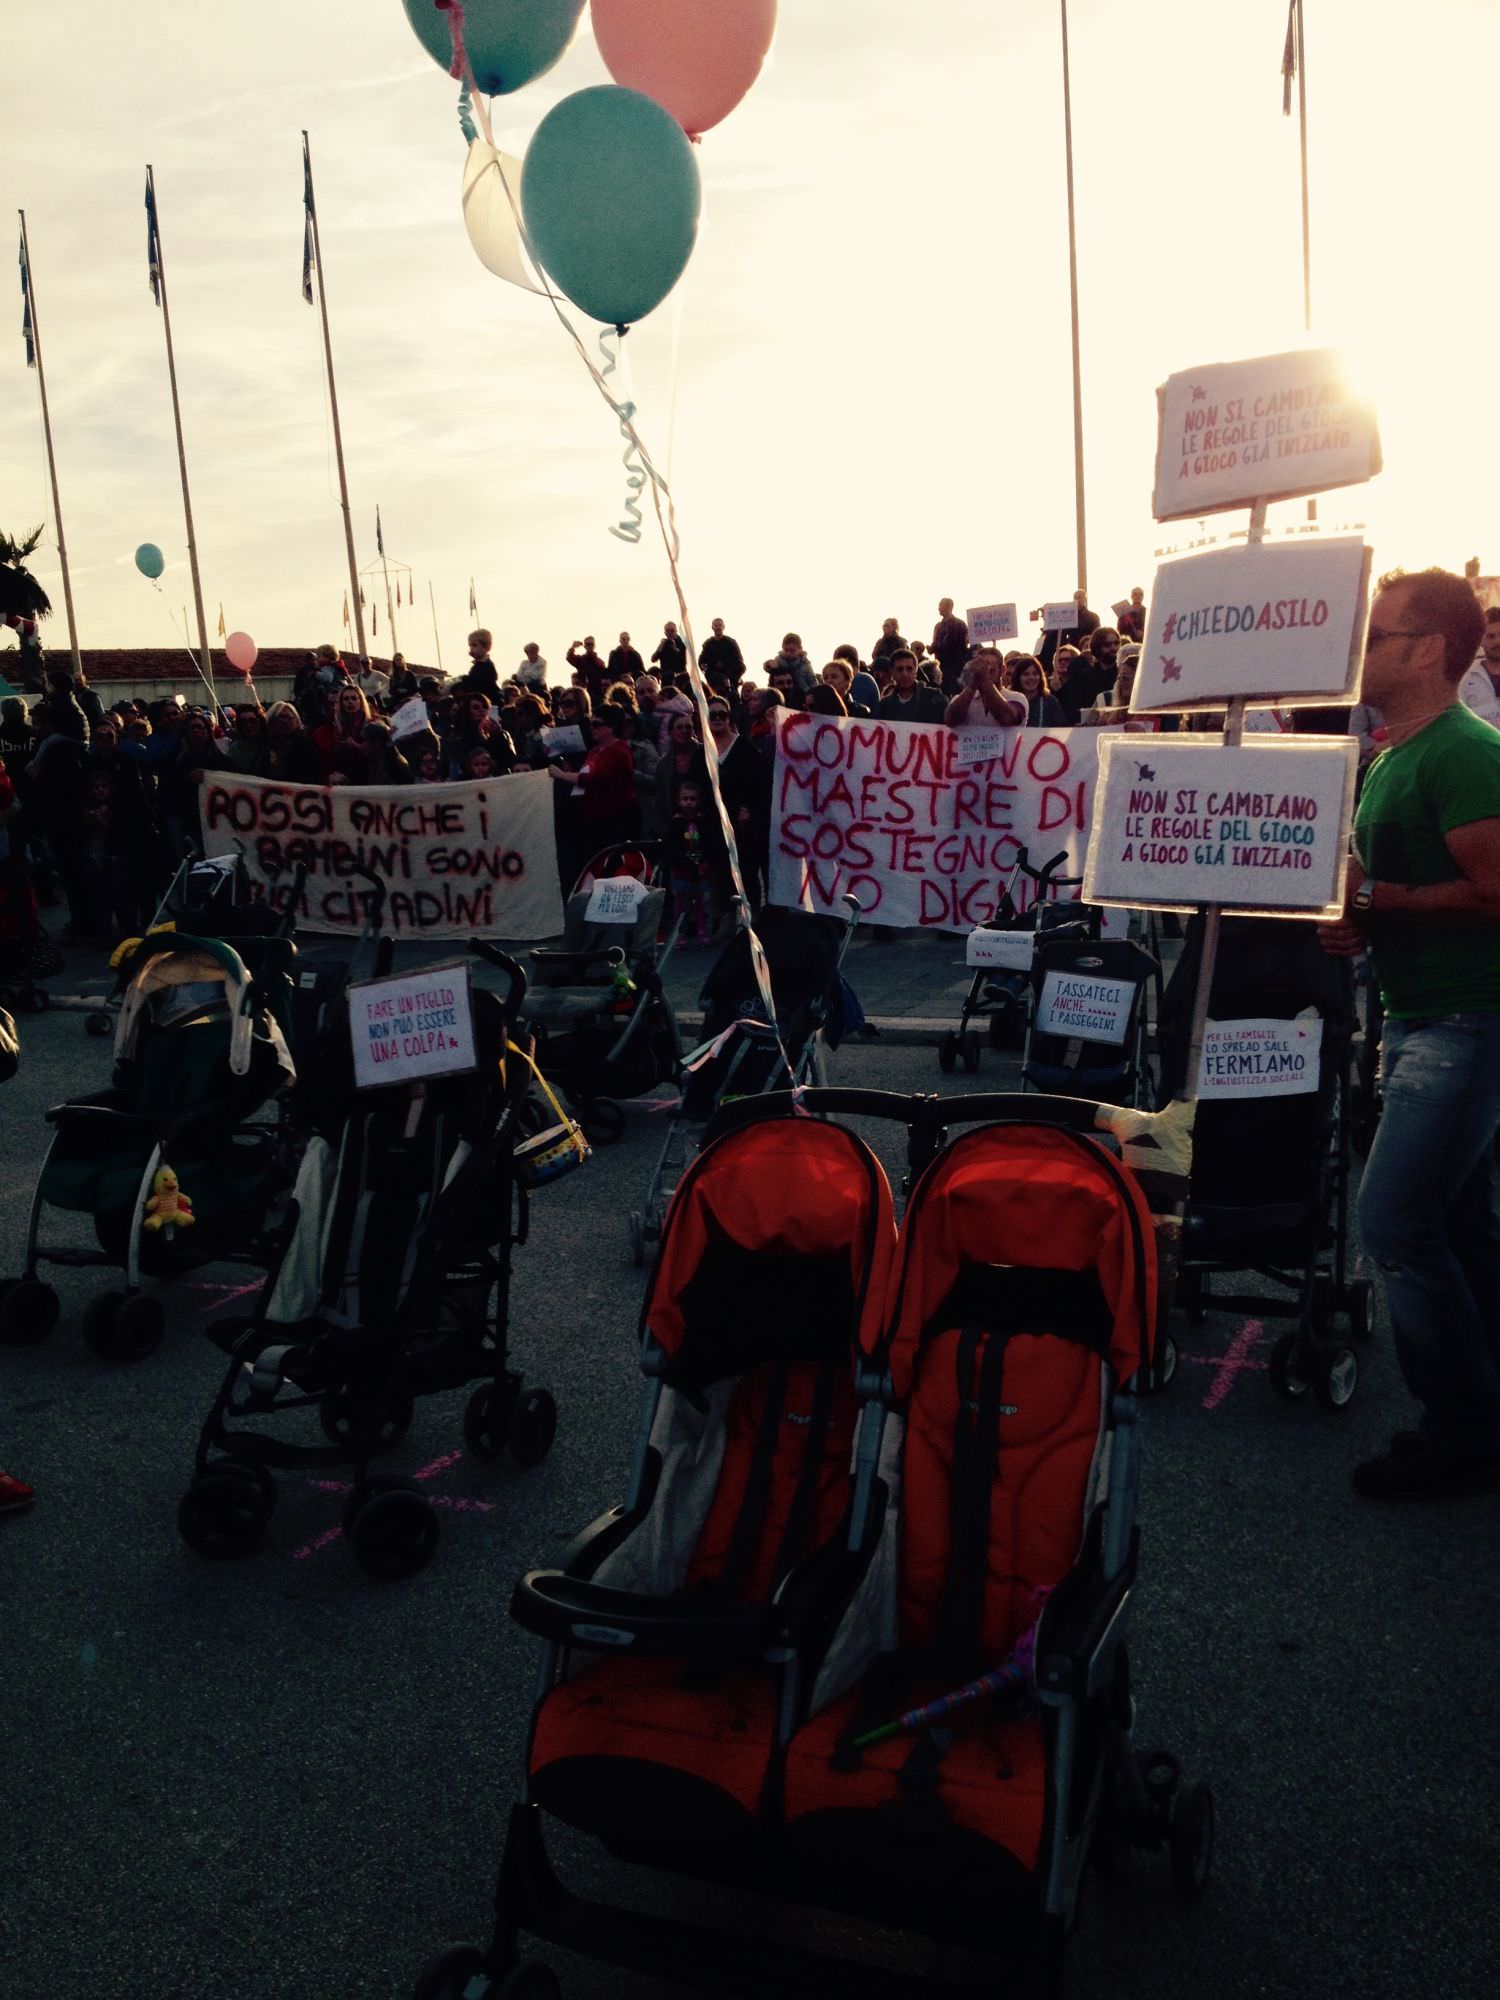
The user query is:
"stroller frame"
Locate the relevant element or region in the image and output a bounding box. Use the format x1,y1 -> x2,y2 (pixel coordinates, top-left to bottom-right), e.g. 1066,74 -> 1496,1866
938,847 -> 1080,1076
419,1088 -> 1212,2000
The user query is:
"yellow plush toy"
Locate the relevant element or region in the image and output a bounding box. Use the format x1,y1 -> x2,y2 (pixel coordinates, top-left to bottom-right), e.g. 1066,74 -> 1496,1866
143,1165 -> 195,1234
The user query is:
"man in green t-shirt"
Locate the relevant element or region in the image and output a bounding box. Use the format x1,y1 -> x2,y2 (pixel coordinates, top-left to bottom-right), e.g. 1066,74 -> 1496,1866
1320,568 -> 1500,1498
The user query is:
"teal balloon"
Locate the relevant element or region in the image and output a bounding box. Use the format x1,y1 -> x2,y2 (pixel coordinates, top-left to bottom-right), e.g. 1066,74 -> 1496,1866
134,543 -> 164,580
522,87 -> 701,327
401,0 -> 585,97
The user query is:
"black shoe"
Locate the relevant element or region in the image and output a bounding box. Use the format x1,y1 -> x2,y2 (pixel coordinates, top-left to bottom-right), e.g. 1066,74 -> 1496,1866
1352,1435 -> 1500,1500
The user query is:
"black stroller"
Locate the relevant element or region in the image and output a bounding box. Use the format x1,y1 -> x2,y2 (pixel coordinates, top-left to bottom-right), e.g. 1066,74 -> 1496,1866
177,945 -> 568,1579
1021,925 -> 1161,1107
937,848 -> 1078,1074
526,842 -> 682,1144
628,898 -> 862,1264
1158,915 -> 1372,1409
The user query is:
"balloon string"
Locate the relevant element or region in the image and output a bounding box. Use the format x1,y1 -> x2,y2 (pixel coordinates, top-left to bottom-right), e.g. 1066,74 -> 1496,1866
599,330 -> 646,545
487,155 -> 784,1046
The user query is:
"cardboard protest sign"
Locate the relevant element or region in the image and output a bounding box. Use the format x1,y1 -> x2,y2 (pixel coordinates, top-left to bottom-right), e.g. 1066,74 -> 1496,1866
585,875 -> 650,924
1153,347 -> 1381,522
966,928 -> 1035,971
953,724 -> 1013,769
348,961 -> 477,1090
1198,1016 -> 1323,1099
200,769 -> 563,940
541,724 -> 585,756
1134,538 -> 1371,712
389,696 -> 431,741
968,602 -> 1019,645
1041,602 -> 1078,632
1036,970 -> 1136,1045
770,713 -> 1099,932
1082,736 -> 1357,917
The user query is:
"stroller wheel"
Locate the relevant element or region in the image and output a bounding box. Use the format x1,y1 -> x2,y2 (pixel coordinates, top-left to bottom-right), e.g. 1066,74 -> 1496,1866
344,1477 -> 440,1581
1169,1782 -> 1215,1901
413,1943 -> 494,2000
1312,1343 -> 1359,1413
509,1388 -> 558,1470
937,1031 -> 959,1074
961,1030 -> 982,1074
84,1011 -> 113,1038
178,1469 -> 270,1560
1346,1276 -> 1374,1343
497,1964 -> 562,2000
1268,1332 -> 1311,1401
579,1099 -> 625,1146
0,1277 -> 62,1346
81,1288 -> 165,1363
205,1457 -> 278,1517
464,1380 -> 519,1462
1154,1333 -> 1178,1391
318,1391 -> 414,1455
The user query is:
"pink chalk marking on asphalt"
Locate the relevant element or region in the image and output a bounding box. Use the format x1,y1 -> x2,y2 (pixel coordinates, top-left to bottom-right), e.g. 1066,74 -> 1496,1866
187,1277 -> 263,1305
292,1523 -> 344,1561
413,1450 -> 464,1483
289,1451 -> 490,1556
1187,1319 -> 1267,1410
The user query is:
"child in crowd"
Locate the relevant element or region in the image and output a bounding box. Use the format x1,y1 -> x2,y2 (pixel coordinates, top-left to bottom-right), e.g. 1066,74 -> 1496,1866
662,777 -> 723,947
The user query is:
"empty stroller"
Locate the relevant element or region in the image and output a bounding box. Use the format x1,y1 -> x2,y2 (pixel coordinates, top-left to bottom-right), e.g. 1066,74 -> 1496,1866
628,897 -> 862,1264
1158,915 -> 1371,1410
0,931 -> 296,1360
177,946 -> 565,1580
417,1091 -> 1212,2000
1022,930 -> 1160,1106
526,842 -> 682,1143
937,847 -> 1077,1074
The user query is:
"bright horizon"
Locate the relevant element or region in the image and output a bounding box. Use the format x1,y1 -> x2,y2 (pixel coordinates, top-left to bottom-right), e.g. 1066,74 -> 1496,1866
4,1 -> 1497,675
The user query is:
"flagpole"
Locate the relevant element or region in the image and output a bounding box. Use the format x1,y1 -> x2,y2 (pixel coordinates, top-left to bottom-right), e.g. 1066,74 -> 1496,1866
17,211 -> 82,680
1296,0 -> 1311,331
145,167 -> 215,700
303,132 -> 369,662
378,510 -> 399,657
428,580 -> 443,671
1059,0 -> 1088,596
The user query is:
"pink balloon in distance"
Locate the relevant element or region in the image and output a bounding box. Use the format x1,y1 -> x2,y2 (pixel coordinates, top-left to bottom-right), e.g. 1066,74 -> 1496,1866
590,0 -> 776,138
224,631 -> 258,673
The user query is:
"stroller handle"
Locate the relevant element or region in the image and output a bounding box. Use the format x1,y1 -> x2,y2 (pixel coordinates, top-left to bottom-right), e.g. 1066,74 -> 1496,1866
469,940 -> 529,1020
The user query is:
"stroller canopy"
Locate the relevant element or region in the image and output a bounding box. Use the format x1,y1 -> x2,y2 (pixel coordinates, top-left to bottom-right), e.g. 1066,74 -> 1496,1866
113,932 -> 293,1086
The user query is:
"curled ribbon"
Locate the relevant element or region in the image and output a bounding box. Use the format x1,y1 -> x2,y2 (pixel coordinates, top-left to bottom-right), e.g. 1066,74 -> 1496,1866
456,85 -> 478,145
598,329 -> 647,545
435,0 -> 469,81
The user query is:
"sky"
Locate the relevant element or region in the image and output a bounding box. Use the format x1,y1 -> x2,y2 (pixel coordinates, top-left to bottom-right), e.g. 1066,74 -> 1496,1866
4,0 -> 1499,675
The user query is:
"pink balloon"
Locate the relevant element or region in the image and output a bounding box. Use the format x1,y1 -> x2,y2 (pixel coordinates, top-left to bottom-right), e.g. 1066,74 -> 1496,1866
224,630 -> 258,673
590,0 -> 776,138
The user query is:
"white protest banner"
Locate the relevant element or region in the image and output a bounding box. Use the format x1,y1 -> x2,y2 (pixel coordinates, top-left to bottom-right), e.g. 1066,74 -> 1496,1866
770,712 -> 1099,932
389,696 -> 431,741
966,928 -> 1035,971
585,874 -> 650,924
1153,347 -> 1381,522
200,769 -> 563,940
1082,736 -> 1357,917
348,961 -> 477,1090
1042,602 -> 1078,633
541,724 -> 586,757
968,602 -> 1019,645
1036,970 -> 1136,1045
1198,1016 -> 1323,1099
1134,538 -> 1371,712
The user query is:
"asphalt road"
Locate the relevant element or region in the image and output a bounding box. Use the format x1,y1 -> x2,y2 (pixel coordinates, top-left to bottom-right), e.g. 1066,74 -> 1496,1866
2,1001 -> 1496,2000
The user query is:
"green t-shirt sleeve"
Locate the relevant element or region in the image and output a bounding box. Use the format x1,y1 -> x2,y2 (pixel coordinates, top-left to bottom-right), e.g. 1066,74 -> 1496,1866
1436,724 -> 1500,835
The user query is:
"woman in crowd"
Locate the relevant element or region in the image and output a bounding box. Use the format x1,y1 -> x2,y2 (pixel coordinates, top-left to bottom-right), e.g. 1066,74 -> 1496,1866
1011,656 -> 1066,729
223,705 -> 270,776
264,702 -> 324,783
362,720 -> 412,785
550,707 -> 635,886
655,709 -> 710,826
820,657 -> 871,718
707,690 -> 773,915
313,684 -> 372,783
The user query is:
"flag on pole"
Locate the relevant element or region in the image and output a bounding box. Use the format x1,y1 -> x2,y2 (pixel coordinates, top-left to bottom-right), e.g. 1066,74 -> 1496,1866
343,591 -> 351,632
145,171 -> 162,306
468,577 -> 478,618
217,603 -> 226,638
372,604 -> 378,635
18,228 -> 35,368
1282,0 -> 1298,116
302,136 -> 316,304
376,506 -> 385,557
359,584 -> 366,608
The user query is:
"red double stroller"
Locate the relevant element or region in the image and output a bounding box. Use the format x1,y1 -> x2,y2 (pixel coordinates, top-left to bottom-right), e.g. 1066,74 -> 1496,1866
414,1091 -> 1212,2000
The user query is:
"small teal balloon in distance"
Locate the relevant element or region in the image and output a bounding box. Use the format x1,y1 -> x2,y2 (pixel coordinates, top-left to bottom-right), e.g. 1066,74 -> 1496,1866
134,543 -> 164,580
522,86 -> 701,328
401,0 -> 585,97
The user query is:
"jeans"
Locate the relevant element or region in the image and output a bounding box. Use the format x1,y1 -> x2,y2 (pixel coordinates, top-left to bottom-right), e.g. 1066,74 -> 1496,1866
1357,1014 -> 1500,1456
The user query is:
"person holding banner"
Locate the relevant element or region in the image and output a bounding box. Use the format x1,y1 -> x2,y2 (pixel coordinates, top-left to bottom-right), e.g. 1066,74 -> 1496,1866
1319,569 -> 1500,1500
942,647 -> 1026,730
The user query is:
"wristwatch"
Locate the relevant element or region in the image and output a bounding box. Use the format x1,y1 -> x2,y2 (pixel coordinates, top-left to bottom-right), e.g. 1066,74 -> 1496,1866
1352,879 -> 1374,913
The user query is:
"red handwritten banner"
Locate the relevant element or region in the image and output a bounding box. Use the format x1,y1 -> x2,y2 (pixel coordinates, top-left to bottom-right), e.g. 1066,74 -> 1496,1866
199,769 -> 563,940
769,713 -> 1100,930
